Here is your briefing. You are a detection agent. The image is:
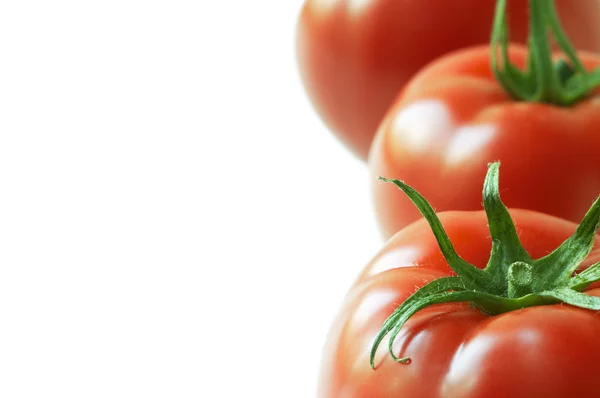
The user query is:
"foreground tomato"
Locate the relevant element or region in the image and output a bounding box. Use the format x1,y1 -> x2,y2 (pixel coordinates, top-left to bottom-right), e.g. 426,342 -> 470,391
296,0 -> 600,160
370,0 -> 600,238
319,163 -> 600,397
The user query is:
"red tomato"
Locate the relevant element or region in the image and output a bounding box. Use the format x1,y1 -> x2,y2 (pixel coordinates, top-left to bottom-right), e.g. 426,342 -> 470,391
318,209 -> 600,397
296,0 -> 600,160
369,45 -> 600,239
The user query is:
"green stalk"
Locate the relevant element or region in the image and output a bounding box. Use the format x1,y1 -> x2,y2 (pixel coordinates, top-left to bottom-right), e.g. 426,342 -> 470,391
490,0 -> 600,105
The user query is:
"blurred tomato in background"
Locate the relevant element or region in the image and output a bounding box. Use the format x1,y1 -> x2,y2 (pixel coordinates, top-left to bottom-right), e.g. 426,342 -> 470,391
296,0 -> 600,160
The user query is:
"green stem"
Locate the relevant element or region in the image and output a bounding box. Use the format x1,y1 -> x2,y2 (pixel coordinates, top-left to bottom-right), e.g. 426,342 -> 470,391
491,0 -> 530,99
545,0 -> 586,76
507,262 -> 534,298
490,0 -> 600,105
528,0 -> 559,102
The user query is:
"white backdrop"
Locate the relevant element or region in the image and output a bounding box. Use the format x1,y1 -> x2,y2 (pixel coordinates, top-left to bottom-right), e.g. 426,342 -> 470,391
0,1 -> 381,396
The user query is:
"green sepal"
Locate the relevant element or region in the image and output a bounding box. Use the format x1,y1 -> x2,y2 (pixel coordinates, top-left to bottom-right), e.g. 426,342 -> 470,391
480,162 -> 531,295
369,276 -> 466,368
378,177 -> 486,291
531,196 -> 600,291
538,288 -> 600,311
568,262 -> 600,291
371,162 -> 600,369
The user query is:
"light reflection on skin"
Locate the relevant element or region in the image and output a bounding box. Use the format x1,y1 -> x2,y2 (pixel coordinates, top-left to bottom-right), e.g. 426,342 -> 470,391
352,290 -> 398,326
389,99 -> 497,166
311,0 -> 338,16
441,335 -> 495,395
367,246 -> 422,276
391,100 -> 453,154
441,328 -> 541,395
348,0 -> 372,16
445,124 -> 496,165
345,290 -> 399,374
516,328 -> 540,345
310,0 -> 371,20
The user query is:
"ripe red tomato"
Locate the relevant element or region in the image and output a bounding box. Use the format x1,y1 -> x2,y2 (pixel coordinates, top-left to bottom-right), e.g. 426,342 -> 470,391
296,0 -> 600,160
369,45 -> 600,238
318,181 -> 600,397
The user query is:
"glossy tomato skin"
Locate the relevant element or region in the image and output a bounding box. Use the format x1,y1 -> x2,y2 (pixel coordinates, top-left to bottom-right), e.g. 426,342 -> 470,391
369,45 -> 600,239
296,0 -> 600,160
318,210 -> 600,398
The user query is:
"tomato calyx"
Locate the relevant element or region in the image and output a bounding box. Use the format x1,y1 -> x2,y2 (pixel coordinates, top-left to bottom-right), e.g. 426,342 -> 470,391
370,162 -> 600,368
491,0 -> 600,106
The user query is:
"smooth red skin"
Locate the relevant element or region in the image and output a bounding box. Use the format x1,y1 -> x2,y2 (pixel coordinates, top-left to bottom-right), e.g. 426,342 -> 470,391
296,0 -> 600,160
318,210 -> 600,398
369,45 -> 600,239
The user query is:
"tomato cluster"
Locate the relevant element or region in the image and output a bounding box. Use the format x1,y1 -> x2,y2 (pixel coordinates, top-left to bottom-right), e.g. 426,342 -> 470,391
296,1 -> 600,397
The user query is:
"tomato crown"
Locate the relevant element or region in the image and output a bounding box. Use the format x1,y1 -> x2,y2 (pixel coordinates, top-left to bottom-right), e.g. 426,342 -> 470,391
371,162 -> 600,369
491,0 -> 600,105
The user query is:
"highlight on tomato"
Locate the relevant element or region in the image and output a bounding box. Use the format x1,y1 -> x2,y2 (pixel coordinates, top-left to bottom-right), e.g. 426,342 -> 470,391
369,0 -> 600,238
296,0 -> 600,160
319,162 -> 600,397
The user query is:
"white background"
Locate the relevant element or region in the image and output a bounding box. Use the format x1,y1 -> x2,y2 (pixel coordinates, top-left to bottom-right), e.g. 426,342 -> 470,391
0,1 -> 381,396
